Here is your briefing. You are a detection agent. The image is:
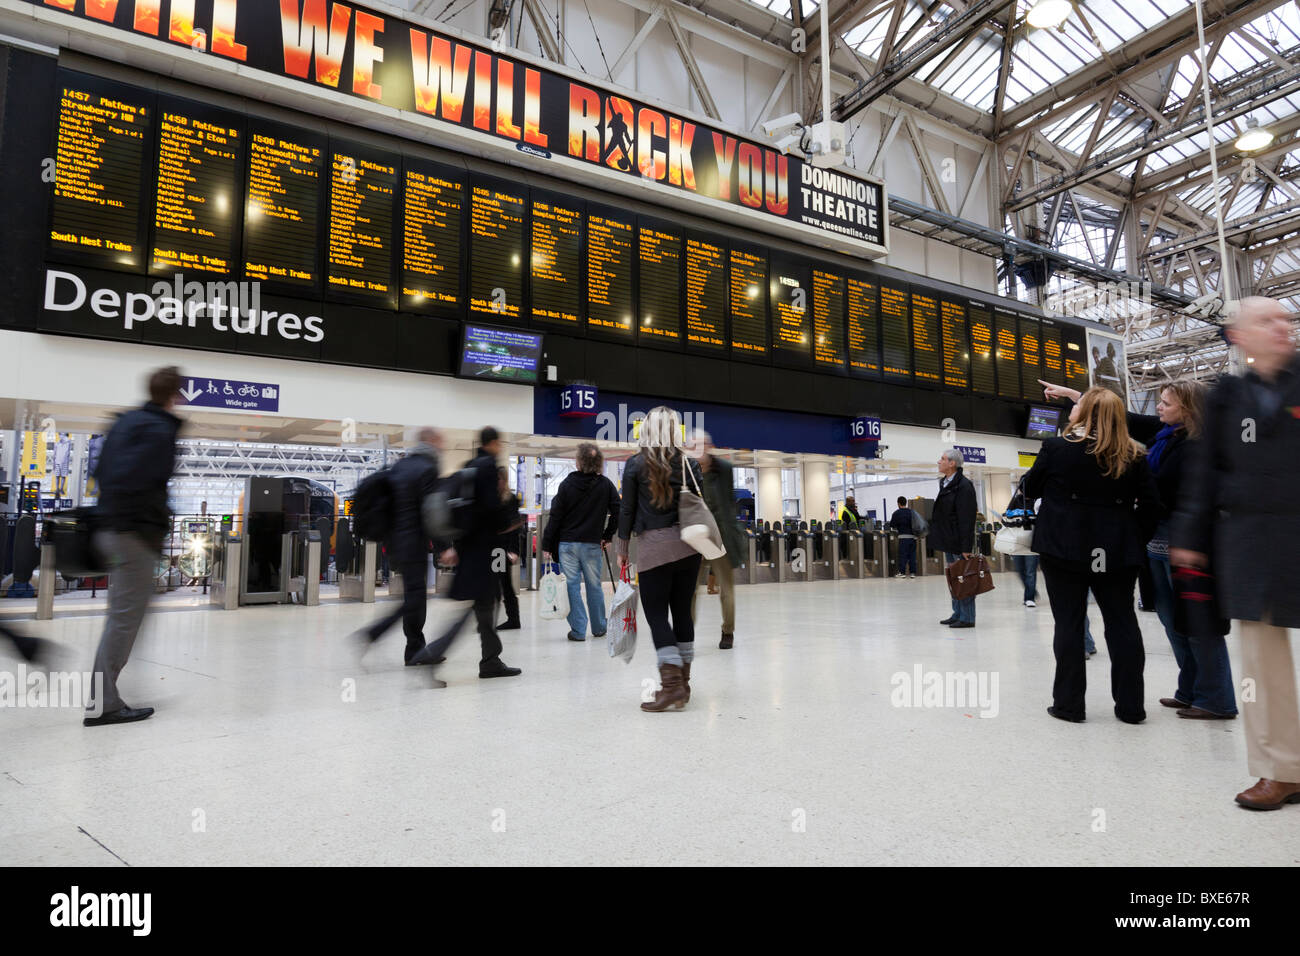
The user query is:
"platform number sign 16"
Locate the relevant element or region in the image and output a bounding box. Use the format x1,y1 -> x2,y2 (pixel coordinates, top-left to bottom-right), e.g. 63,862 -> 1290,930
559,384 -> 598,418
849,416 -> 882,442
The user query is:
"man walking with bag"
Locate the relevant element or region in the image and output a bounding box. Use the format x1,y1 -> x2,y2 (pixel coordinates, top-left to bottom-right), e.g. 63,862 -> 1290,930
932,448 -> 978,629
690,430 -> 744,649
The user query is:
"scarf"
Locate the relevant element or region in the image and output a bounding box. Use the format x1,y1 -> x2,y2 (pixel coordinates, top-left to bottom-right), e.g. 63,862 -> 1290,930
1145,424 -> 1179,474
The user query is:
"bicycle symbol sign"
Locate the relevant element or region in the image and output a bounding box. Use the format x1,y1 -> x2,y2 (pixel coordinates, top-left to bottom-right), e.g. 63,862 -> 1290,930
178,376 -> 281,412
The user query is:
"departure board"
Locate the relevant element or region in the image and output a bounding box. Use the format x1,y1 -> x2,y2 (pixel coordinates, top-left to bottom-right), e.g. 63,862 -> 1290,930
638,222 -> 682,342
968,303 -> 995,395
50,77 -> 152,268
880,282 -> 911,382
530,193 -> 583,326
1040,317 -> 1064,392
730,247 -> 768,356
401,159 -> 463,313
243,123 -> 324,288
941,299 -> 969,391
469,181 -> 526,320
1018,314 -> 1042,401
327,146 -> 397,305
1062,324 -> 1090,392
812,270 -> 845,367
587,206 -> 634,338
994,307 -> 1020,400
771,257 -> 811,358
847,277 -> 881,377
911,290 -> 941,384
685,236 -> 726,350
150,98 -> 241,276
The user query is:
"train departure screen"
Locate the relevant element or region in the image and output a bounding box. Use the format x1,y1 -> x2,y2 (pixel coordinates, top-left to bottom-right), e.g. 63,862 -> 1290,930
587,207 -> 634,337
243,123 -> 324,288
812,270 -> 845,367
328,147 -> 397,304
1062,324 -> 1090,392
969,303 -> 995,395
401,160 -> 463,312
994,307 -> 1020,400
847,277 -> 881,377
1040,318 -> 1064,391
729,248 -> 768,355
638,222 -> 682,341
941,299 -> 969,391
771,258 -> 811,358
880,282 -> 911,382
530,194 -> 583,326
1018,314 -> 1042,401
685,236 -> 726,350
911,290 -> 941,384
469,182 -> 525,320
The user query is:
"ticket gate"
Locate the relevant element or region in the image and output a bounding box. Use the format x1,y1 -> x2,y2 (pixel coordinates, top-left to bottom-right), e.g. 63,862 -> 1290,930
923,539 -> 945,576
812,527 -> 840,580
209,532 -> 241,610
865,530 -> 889,577
840,528 -> 868,578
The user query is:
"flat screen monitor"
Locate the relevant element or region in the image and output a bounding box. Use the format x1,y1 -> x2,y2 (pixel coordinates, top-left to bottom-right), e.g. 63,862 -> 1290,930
458,324 -> 543,384
1026,405 -> 1061,440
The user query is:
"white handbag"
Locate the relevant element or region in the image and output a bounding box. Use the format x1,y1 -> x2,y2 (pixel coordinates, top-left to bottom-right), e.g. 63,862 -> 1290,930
538,563 -> 570,620
993,525 -> 1035,556
678,456 -> 726,560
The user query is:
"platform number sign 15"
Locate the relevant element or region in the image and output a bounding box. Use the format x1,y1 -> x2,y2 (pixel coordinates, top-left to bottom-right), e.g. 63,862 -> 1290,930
849,416 -> 882,442
559,384 -> 598,418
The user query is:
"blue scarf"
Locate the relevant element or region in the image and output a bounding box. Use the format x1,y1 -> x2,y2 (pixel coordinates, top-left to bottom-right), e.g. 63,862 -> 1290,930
1145,424 -> 1179,474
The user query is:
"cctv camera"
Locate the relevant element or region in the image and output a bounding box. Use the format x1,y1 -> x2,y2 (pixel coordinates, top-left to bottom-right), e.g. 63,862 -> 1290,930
762,112 -> 804,136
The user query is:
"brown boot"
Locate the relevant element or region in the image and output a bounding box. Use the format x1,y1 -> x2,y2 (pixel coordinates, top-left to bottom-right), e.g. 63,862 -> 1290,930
719,632 -> 733,650
641,664 -> 687,712
681,662 -> 691,703
1235,778 -> 1300,810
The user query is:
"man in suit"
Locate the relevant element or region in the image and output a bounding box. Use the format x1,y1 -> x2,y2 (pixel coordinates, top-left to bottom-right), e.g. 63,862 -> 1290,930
1172,297 -> 1300,810
931,449 -> 978,629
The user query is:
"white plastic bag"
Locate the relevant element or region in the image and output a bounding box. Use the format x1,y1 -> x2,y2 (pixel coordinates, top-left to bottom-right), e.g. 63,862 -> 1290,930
607,572 -> 639,664
539,564 -> 570,620
993,525 -> 1035,556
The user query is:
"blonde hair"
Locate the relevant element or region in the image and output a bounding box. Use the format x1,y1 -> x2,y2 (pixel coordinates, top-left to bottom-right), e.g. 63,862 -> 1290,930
1066,387 -> 1142,478
639,406 -> 684,509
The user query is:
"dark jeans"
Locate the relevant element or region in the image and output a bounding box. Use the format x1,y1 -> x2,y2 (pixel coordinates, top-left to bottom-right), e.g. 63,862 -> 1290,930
1040,555 -> 1145,721
944,552 -> 975,624
427,595 -> 505,669
497,566 -> 519,624
1149,554 -> 1237,714
638,554 -> 702,650
897,538 -> 917,575
366,559 -> 429,656
1012,554 -> 1039,603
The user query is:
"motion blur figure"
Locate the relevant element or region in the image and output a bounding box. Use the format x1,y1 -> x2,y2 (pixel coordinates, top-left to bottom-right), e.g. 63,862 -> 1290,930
0,622 -> 50,665
495,466 -> 522,631
1172,297 -> 1300,810
689,430 -> 744,649
85,366 -> 183,727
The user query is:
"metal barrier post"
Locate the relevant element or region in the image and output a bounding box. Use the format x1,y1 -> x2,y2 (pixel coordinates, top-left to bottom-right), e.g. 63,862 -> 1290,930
36,542 -> 55,621
304,533 -> 321,606
775,533 -> 787,583
211,535 -> 241,610
744,533 -> 757,585
361,540 -> 377,603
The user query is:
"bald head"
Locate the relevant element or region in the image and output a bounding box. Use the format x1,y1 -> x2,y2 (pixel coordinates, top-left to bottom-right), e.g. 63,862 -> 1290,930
1227,297 -> 1295,376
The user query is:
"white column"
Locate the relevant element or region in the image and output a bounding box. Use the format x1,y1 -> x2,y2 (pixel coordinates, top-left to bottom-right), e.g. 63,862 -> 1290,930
802,460 -> 830,525
757,466 -> 783,526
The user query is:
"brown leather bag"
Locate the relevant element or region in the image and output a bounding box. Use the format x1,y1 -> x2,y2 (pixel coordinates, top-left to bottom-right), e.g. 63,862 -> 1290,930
945,555 -> 995,600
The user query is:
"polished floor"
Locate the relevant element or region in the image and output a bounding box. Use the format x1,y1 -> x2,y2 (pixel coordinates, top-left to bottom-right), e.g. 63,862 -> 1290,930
2,571 -> 1296,866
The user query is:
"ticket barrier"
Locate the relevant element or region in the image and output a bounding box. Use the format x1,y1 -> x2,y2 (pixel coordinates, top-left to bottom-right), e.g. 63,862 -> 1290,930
294,530 -> 322,606
923,539 -> 945,576
812,528 -> 840,581
741,530 -> 758,584
786,526 -> 813,582
866,531 -> 889,577
840,529 -> 867,579
339,539 -> 378,603
209,532 -> 241,610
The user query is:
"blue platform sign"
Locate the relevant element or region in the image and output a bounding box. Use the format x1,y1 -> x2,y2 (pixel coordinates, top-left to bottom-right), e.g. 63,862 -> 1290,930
848,416 -> 882,442
178,377 -> 280,412
955,444 -> 986,463
559,384 -> 599,417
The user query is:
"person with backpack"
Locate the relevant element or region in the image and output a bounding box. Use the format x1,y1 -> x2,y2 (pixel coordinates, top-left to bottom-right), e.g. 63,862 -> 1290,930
889,496 -> 919,578
355,428 -> 445,666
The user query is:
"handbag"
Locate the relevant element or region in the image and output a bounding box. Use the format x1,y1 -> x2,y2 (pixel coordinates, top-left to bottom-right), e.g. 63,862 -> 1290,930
678,456 -> 725,560
607,563 -> 639,664
945,554 -> 995,601
993,525 -> 1035,556
538,562 -> 570,620
44,507 -> 108,576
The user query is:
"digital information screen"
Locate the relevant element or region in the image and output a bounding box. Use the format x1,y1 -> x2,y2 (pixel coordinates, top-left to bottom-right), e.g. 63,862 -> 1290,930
1062,324 -> 1090,393
994,307 -> 1020,400
847,277 -> 880,377
685,236 -> 726,350
50,79 -> 151,268
469,182 -> 526,320
243,125 -> 324,288
812,270 -> 845,367
328,147 -> 397,303
458,324 -> 543,383
1040,317 -> 1064,390
1019,314 -> 1042,401
941,299 -> 969,391
1027,405 -> 1062,440
730,248 -> 768,356
968,303 -> 995,395
587,208 -> 635,337
639,223 -> 682,341
401,161 -> 463,311
530,195 -> 583,326
911,290 -> 941,384
880,282 -> 911,382
151,99 -> 241,275
771,258 -> 811,358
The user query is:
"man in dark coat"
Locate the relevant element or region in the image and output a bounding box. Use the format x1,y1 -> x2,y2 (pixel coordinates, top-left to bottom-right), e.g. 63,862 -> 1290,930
930,449 -> 978,628
1172,296 -> 1300,810
410,427 -> 521,681
689,430 -> 745,649
85,366 -> 183,726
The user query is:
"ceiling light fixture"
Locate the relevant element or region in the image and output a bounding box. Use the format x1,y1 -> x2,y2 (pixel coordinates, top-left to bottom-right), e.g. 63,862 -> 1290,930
1026,0 -> 1071,29
1235,116 -> 1274,152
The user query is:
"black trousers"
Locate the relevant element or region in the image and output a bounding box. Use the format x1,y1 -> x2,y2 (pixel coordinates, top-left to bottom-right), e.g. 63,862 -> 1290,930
497,567 -> 519,623
1039,555 -> 1146,721
366,559 -> 429,653
638,554 -> 702,650
428,595 -> 505,668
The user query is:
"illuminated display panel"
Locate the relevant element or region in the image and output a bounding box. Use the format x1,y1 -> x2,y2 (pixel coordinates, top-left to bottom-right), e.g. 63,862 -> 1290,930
638,220 -> 682,342
468,180 -> 526,321
684,234 -> 727,351
243,121 -> 325,289
1040,317 -> 1064,392
150,96 -> 241,277
530,191 -> 583,327
729,246 -> 768,356
969,303 -> 995,395
327,144 -> 398,306
994,307 -> 1020,400
847,276 -> 881,378
586,203 -> 635,339
771,256 -> 811,359
1019,314 -> 1042,401
812,270 -> 845,367
911,290 -> 941,384
50,74 -> 152,269
1062,324 -> 1090,393
401,158 -> 463,314
941,299 -> 969,391
880,281 -> 911,382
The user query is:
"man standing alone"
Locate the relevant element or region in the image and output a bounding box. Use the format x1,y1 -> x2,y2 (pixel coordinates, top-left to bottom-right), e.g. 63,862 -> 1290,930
931,449 -> 978,629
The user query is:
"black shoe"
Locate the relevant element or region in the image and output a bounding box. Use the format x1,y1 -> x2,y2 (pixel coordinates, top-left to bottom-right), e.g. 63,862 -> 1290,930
406,655 -> 445,666
948,621 -> 974,629
591,631 -> 606,638
567,631 -> 585,642
1047,706 -> 1085,723
939,617 -> 957,625
408,640 -> 450,667
479,663 -> 522,679
719,632 -> 733,650
1115,707 -> 1146,724
9,634 -> 49,663
498,620 -> 521,631
84,706 -> 154,727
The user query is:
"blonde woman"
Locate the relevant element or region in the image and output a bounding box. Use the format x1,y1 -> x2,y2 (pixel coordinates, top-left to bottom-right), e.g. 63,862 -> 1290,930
615,406 -> 705,712
1024,387 -> 1159,724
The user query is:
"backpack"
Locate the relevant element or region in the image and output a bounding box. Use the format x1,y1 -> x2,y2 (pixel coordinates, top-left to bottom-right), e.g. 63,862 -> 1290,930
351,469 -> 395,542
423,467 -> 479,541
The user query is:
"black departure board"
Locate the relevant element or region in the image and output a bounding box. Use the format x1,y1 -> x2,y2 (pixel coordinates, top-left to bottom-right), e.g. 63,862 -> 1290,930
639,221 -> 681,342
469,181 -> 526,320
847,277 -> 881,377
1040,317 -> 1064,396
994,307 -> 1020,400
812,270 -> 845,367
730,247 -> 768,356
941,299 -> 969,391
969,303 -> 995,395
771,257 -> 811,358
1018,314 -> 1042,401
911,290 -> 941,384
150,98 -> 241,276
327,146 -> 397,305
1062,324 -> 1090,392
50,76 -> 152,268
587,206 -> 634,338
243,123 -> 324,288
880,282 -> 911,382
685,236 -> 726,350
530,193 -> 583,326
401,159 -> 463,313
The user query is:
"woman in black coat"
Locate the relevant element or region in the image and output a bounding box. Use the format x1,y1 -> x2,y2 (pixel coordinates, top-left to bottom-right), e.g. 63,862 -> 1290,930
1025,387 -> 1159,724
